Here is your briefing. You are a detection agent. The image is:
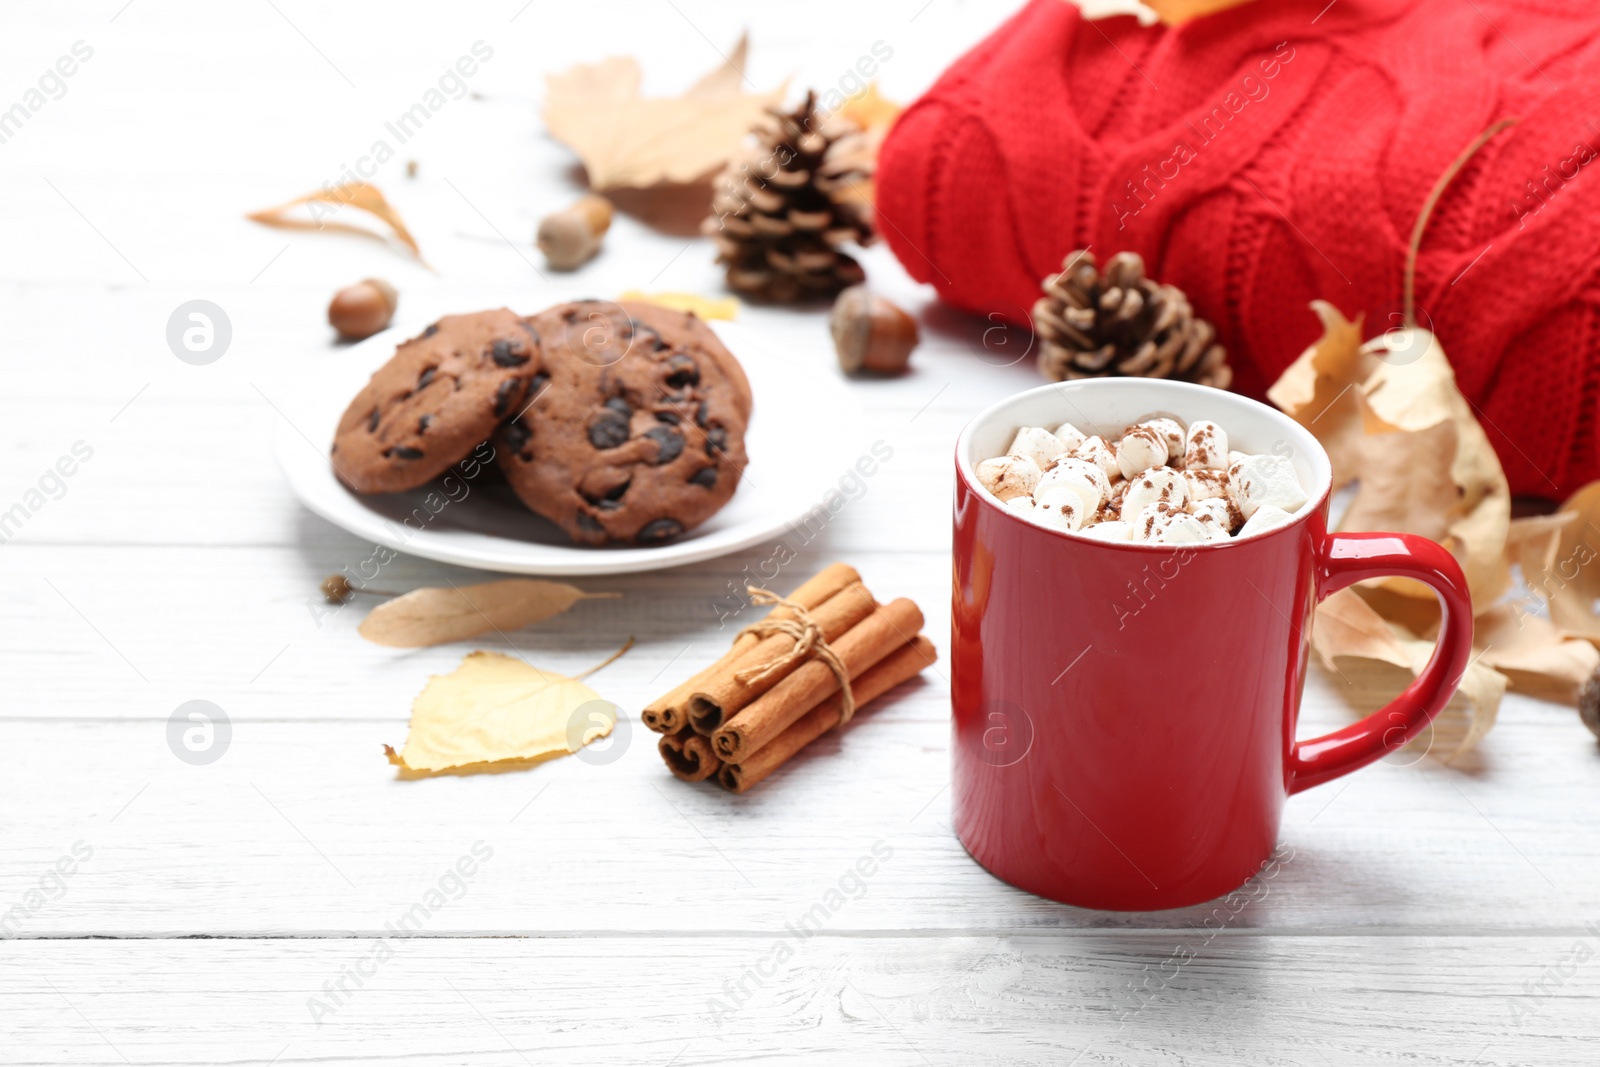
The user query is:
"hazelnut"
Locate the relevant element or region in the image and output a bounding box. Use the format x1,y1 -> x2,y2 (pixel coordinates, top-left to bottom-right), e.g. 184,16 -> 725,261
537,194 -> 613,271
830,286 -> 919,376
1581,664 -> 1600,740
320,574 -> 354,604
328,279 -> 398,341
318,573 -> 396,603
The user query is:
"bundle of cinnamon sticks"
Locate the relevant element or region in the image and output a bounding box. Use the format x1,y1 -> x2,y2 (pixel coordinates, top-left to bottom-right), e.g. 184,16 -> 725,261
646,562 -> 936,793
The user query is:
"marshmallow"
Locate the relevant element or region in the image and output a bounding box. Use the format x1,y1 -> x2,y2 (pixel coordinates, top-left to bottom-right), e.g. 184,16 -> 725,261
1130,501 -> 1185,542
1072,435 -> 1120,483
1097,481 -> 1126,525
1138,417 -> 1187,465
1184,468 -> 1230,503
1029,485 -> 1086,532
1116,425 -> 1169,478
1183,420 -> 1229,471
980,412 -> 1309,545
1228,454 -> 1307,519
1078,519 -> 1135,542
1192,510 -> 1234,542
977,454 -> 1042,502
1154,511 -> 1215,544
1036,457 -> 1109,516
1237,504 -> 1297,539
1120,467 -> 1187,521
1051,421 -> 1088,452
1190,495 -> 1242,534
1005,426 -> 1069,470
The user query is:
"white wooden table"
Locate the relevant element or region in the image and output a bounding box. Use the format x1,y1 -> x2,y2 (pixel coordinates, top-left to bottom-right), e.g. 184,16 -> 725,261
2,3 -> 1597,1063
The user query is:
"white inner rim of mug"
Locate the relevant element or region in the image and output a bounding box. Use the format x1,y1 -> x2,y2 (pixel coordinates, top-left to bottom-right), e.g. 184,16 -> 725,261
956,379 -> 1333,548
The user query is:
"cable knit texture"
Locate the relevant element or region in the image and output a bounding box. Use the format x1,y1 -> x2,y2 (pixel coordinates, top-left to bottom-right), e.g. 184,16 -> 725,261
878,0 -> 1600,498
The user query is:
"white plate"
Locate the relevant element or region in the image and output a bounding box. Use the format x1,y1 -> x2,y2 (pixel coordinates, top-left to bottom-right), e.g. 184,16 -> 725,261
271,319 -> 860,576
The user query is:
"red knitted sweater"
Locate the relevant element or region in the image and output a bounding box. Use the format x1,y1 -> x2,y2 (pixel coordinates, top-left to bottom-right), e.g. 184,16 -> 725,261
878,0 -> 1600,498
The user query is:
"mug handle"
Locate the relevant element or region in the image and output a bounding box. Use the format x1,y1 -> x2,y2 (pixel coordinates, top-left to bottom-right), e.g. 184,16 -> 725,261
1287,531 -> 1474,794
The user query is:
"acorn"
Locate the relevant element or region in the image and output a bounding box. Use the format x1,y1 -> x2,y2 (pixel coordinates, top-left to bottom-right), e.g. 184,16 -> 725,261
328,279 -> 398,341
537,194 -> 613,271
830,286 -> 919,376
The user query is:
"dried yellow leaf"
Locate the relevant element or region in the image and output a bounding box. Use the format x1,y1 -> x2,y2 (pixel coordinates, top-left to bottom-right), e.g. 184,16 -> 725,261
831,83 -> 901,136
385,651 -> 613,777
543,33 -> 785,190
617,290 -> 739,320
1071,0 -> 1257,25
1265,301 -> 1372,488
247,182 -> 425,263
359,579 -> 619,648
1142,0 -> 1260,24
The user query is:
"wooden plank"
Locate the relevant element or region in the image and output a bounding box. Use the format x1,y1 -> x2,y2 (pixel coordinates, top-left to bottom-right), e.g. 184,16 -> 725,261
1,936 -> 1595,1065
0,689 -> 1593,937
0,543 -> 953,717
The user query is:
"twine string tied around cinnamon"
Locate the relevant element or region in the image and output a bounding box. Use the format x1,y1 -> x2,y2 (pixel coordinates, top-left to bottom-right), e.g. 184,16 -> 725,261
733,586 -> 857,723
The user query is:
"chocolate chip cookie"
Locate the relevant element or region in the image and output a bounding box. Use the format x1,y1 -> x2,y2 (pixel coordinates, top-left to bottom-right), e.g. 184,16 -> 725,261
495,300 -> 752,545
331,309 -> 541,493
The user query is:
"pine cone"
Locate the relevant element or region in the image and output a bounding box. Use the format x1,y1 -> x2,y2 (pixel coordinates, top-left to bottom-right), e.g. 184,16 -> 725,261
703,92 -> 876,303
1033,251 -> 1231,389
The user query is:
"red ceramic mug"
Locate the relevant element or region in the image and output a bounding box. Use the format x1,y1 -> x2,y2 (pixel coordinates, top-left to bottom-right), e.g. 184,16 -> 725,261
951,379 -> 1473,911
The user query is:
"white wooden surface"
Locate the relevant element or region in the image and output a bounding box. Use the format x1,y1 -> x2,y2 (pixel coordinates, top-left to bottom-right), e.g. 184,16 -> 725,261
2,3 -> 1598,1064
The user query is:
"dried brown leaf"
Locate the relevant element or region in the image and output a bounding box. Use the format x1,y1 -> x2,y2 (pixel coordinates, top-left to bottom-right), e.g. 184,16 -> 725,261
1524,483 -> 1600,644
1506,512 -> 1576,579
1473,603 -> 1600,699
247,182 -> 424,263
359,579 -> 620,648
543,33 -> 785,190
1340,421 -> 1459,546
1337,328 -> 1511,611
1271,314 -> 1510,611
1395,634 -> 1507,759
1352,585 -> 1443,640
1313,588 -> 1507,759
1265,301 -> 1372,487
1312,588 -> 1413,671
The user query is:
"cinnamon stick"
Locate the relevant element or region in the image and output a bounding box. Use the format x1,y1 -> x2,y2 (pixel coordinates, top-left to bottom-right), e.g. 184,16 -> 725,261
642,562 -> 860,734
719,634 -> 936,793
687,581 -> 877,736
712,597 -> 924,762
659,729 -> 722,783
